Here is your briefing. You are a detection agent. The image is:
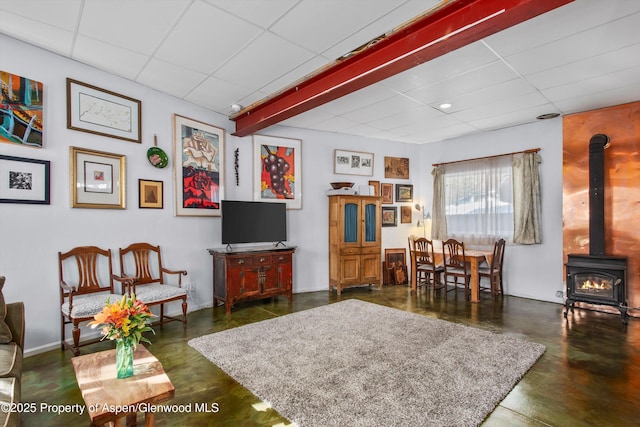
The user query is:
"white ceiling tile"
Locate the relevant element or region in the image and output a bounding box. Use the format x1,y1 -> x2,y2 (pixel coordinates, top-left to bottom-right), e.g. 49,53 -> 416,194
279,109 -> 336,128
184,75 -> 255,113
380,42 -> 498,93
341,94 -> 425,123
554,83 -> 640,115
433,78 -> 537,114
526,42 -> 640,90
154,1 -> 262,74
73,36 -> 149,80
467,104 -> 559,131
136,58 -> 207,98
317,84 -> 397,116
214,32 -> 314,90
259,55 -> 333,95
453,92 -> 549,122
79,0 -> 190,55
541,65 -> 640,103
0,0 -> 82,31
0,12 -> 74,56
271,0 -> 406,54
373,106 -> 443,130
204,0 -> 298,28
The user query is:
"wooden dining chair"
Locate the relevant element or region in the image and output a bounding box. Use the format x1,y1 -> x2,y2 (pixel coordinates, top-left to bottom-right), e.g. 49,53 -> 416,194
118,242 -> 188,329
413,238 -> 444,290
479,239 -> 506,295
59,246 -> 134,356
442,238 -> 471,299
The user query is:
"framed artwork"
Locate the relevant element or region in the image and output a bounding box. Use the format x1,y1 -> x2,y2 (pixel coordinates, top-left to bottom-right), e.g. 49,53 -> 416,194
368,180 -> 380,197
253,135 -> 302,209
401,205 -> 412,223
382,206 -> 397,227
173,114 -> 225,216
0,70 -> 44,147
385,248 -> 407,285
70,146 -> 125,209
384,156 -> 410,179
395,184 -> 413,202
139,179 -> 163,209
0,155 -> 50,204
334,149 -> 374,176
381,183 -> 393,204
66,78 -> 142,143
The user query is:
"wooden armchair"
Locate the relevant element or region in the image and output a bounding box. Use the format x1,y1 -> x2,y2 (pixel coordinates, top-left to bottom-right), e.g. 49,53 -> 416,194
479,239 -> 506,295
442,238 -> 471,299
413,238 -> 444,291
118,243 -> 188,329
59,246 -> 133,356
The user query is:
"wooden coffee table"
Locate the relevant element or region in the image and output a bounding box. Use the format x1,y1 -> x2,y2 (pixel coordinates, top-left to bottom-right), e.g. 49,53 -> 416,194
71,345 -> 175,427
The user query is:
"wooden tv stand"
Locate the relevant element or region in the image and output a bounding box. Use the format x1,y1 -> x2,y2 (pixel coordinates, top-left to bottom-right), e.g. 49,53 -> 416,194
208,246 -> 295,314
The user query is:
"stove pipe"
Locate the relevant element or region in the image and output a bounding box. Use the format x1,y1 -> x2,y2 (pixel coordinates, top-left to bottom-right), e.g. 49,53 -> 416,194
589,133 -> 610,256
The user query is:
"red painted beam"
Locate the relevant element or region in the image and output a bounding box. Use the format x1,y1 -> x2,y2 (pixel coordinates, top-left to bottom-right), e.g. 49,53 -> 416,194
231,0 -> 573,137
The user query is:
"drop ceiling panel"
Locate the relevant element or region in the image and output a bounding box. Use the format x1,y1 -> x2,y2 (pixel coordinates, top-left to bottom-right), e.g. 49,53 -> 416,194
341,94 -> 426,124
467,104 -> 559,131
185,76 -> 255,113
259,55 -> 333,95
541,65 -> 640,103
317,84 -> 398,116
270,0 -> 407,54
206,0 -> 299,28
0,13 -> 74,56
452,92 -> 550,122
0,0 -> 82,31
554,83 -> 640,114
73,36 -> 149,80
154,1 -> 262,74
214,32 -> 315,90
136,58 -> 207,99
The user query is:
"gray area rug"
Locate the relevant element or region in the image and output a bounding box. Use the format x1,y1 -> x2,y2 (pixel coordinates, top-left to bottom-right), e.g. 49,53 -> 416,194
189,299 -> 545,427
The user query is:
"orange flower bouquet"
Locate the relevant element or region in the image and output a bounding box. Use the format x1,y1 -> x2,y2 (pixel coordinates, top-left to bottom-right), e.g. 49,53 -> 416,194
88,294 -> 155,378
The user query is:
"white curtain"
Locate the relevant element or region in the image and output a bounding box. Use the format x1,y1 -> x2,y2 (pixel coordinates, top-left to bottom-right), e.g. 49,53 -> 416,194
437,156 -> 514,246
431,166 -> 447,240
512,152 -> 542,244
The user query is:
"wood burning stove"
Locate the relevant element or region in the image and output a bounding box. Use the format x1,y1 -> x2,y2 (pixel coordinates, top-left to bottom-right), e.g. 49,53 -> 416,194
564,134 -> 629,323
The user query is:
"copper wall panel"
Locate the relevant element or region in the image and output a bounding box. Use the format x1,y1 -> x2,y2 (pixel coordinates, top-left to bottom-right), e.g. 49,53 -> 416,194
563,101 -> 640,315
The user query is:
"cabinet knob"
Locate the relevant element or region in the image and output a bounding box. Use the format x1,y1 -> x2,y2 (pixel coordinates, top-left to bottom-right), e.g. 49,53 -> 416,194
279,256 -> 284,261
259,257 -> 265,262
238,259 -> 245,264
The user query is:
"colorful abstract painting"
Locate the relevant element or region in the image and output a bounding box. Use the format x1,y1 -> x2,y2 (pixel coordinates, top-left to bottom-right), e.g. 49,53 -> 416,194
0,70 -> 43,147
253,135 -> 302,209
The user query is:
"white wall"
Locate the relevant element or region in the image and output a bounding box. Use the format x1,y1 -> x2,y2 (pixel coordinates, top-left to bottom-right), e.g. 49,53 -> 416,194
420,119 -> 566,302
1,34 -> 565,355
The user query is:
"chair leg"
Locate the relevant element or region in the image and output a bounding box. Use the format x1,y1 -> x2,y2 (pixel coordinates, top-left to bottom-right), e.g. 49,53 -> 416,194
60,316 -> 66,351
72,322 -> 81,356
182,298 -> 188,330
160,304 -> 165,323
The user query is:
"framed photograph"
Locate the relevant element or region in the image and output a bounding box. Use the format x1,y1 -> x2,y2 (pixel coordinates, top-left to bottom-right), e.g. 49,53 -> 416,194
382,206 -> 397,227
395,184 -> 413,202
384,156 -> 410,179
66,78 -> 141,143
139,179 -> 163,209
1,70 -> 44,147
254,135 -> 302,209
401,206 -> 412,223
381,183 -> 393,204
70,146 -> 125,209
173,114 -> 225,216
0,155 -> 50,204
334,149 -> 374,176
368,180 -> 380,197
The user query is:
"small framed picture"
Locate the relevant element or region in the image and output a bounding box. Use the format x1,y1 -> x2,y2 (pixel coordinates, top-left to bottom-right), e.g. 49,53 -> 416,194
395,184 -> 413,202
67,78 -> 141,143
384,156 -> 409,179
381,183 -> 393,204
334,149 -> 374,176
0,155 -> 50,204
385,248 -> 407,284
401,205 -> 412,223
254,134 -> 302,209
70,146 -> 125,209
139,179 -> 163,209
382,206 -> 397,227
368,180 -> 380,196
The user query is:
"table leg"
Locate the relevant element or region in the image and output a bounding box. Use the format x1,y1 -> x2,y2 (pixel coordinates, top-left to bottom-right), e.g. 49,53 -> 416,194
145,412 -> 155,427
470,258 -> 480,303
410,252 -> 417,292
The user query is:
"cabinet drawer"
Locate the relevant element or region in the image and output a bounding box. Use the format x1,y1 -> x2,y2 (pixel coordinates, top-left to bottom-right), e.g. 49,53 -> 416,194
274,253 -> 292,264
361,246 -> 380,255
229,256 -> 254,267
340,247 -> 361,256
254,255 -> 273,265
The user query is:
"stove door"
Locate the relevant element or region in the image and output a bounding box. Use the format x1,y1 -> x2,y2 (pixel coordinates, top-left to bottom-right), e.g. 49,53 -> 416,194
567,268 -> 620,303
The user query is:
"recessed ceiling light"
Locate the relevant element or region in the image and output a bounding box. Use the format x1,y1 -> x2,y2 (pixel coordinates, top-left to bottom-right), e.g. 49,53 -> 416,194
230,104 -> 243,113
536,112 -> 560,120
439,103 -> 452,109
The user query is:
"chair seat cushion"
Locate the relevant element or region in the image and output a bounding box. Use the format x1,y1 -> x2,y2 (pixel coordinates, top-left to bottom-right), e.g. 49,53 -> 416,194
0,343 -> 21,379
134,285 -> 186,304
61,293 -> 117,319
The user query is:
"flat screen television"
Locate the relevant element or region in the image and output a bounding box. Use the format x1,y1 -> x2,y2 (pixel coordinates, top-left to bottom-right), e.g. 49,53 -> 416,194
221,200 -> 287,245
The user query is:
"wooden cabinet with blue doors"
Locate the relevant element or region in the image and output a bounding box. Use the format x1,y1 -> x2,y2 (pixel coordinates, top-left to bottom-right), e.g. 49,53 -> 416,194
328,195 -> 381,295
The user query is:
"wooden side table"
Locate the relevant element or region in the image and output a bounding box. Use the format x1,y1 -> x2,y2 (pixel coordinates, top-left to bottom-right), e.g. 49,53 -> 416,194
71,345 -> 175,427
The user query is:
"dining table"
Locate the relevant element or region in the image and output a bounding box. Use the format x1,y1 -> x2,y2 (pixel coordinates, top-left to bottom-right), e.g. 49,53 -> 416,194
409,242 -> 492,303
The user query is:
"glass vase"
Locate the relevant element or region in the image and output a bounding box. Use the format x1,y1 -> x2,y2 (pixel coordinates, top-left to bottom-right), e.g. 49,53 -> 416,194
115,338 -> 134,379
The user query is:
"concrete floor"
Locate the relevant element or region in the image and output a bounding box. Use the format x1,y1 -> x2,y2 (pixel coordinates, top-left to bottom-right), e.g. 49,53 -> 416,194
22,285 -> 639,426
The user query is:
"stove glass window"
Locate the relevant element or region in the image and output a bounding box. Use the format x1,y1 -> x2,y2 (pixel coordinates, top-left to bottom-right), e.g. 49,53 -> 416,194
573,273 -> 614,298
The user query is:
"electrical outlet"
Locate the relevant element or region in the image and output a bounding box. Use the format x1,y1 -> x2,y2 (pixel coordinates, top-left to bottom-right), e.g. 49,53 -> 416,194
555,290 -> 563,298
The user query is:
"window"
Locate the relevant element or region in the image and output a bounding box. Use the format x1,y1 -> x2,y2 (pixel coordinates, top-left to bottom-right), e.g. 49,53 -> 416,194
442,156 -> 513,246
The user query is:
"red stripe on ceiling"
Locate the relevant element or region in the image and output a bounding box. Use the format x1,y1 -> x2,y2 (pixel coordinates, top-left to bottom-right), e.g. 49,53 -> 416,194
231,0 -> 574,137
